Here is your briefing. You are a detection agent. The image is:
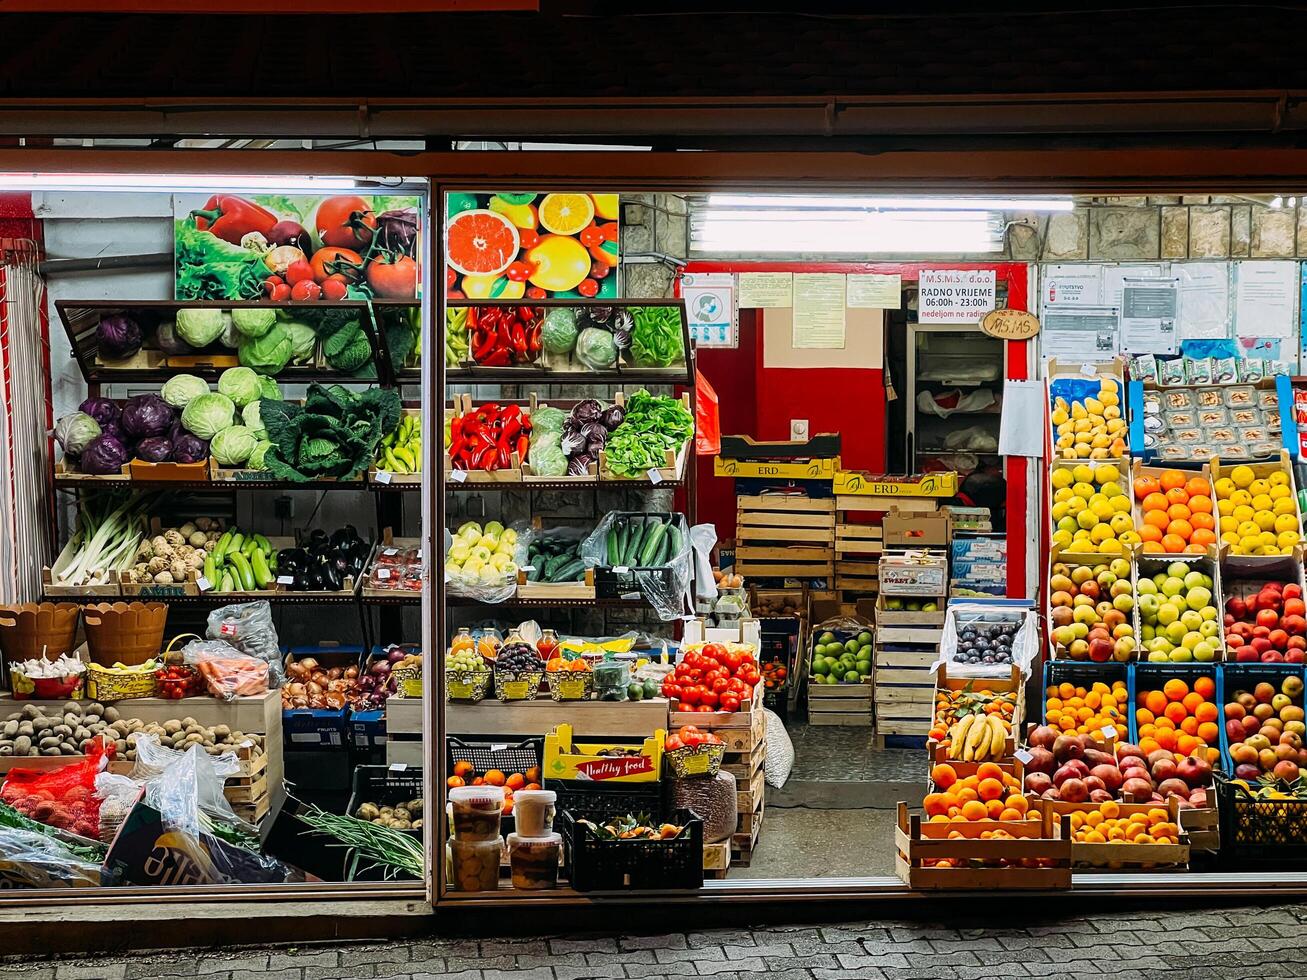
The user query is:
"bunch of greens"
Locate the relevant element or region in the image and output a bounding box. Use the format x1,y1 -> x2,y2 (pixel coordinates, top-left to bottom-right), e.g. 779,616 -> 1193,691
603,390 -> 694,477
375,304 -> 419,373
630,307 -> 685,368
297,307 -> 376,376
261,383 -> 400,481
174,222 -> 265,301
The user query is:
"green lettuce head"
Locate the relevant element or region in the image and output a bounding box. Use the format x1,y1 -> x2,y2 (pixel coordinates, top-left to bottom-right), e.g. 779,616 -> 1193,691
180,392 -> 236,440
238,323 -> 293,376
217,366 -> 262,408
231,307 -> 277,339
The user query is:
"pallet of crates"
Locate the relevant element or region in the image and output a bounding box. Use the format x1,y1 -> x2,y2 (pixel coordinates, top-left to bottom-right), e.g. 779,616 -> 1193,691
874,542 -> 949,748
834,519 -> 882,604
734,494 -> 835,589
670,695 -> 766,867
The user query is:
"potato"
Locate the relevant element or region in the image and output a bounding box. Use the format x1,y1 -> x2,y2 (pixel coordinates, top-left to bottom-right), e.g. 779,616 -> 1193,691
163,720 -> 182,735
13,736 -> 30,755
52,724 -> 72,738
104,706 -> 121,723
40,747 -> 61,756
37,736 -> 59,750
2,722 -> 17,738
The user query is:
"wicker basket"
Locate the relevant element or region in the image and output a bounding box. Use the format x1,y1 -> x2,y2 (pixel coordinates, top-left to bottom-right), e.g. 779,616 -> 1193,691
665,742 -> 726,778
391,665 -> 423,699
446,669 -> 492,704
86,663 -> 157,701
82,602 -> 167,667
494,669 -> 544,702
547,670 -> 594,702
0,603 -> 81,667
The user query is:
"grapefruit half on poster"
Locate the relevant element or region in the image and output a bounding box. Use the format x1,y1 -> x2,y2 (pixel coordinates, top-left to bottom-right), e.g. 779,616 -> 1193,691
445,209 -> 520,278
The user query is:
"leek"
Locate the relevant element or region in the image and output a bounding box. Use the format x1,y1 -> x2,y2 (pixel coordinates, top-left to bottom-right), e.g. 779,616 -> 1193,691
54,490 -> 153,586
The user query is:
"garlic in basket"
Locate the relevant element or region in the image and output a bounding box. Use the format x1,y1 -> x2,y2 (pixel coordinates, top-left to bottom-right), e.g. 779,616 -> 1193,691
13,655 -> 85,678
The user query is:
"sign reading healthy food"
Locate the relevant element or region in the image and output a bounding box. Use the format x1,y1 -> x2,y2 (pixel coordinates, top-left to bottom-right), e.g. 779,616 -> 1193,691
918,268 -> 997,323
979,308 -> 1040,340
444,192 -> 620,300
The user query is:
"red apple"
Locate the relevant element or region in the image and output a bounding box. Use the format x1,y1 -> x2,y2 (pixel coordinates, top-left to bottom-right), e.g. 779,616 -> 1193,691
1270,629 -> 1291,650
1285,584 -> 1303,601
1227,596 -> 1247,618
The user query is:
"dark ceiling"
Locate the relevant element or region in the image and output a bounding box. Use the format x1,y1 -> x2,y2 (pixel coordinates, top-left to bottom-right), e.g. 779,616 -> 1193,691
0,4 -> 1301,100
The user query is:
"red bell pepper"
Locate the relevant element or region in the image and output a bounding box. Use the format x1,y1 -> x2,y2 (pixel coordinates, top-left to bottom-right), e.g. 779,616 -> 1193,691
189,195 -> 279,245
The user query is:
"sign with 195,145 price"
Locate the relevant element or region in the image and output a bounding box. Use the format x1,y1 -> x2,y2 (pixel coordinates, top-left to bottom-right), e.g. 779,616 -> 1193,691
918,269 -> 997,323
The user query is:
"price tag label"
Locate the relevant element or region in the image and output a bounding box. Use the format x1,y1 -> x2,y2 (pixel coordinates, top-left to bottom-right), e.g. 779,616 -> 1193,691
648,470 -> 664,485
1080,363 -> 1099,377
1014,748 -> 1033,765
383,548 -> 399,557
389,763 -> 408,772
276,575 -> 294,586
491,743 -> 507,752
196,576 -> 212,592
614,565 -> 630,574
449,469 -> 468,483
1101,725 -> 1118,741
521,565 -> 535,573
374,469 -> 393,485
377,568 -> 392,580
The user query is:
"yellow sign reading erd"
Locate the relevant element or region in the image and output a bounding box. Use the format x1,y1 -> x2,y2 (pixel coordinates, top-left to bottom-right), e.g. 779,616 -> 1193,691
832,470 -> 959,497
714,456 -> 841,480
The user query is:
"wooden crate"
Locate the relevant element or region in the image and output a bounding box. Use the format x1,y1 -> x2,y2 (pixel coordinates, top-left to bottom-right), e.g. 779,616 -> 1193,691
722,740 -> 766,780
731,797 -> 764,866
1038,798 -> 1190,869
873,612 -> 945,741
894,802 -> 1072,890
808,682 -> 873,726
1180,805 -> 1219,853
926,665 -> 1024,762
835,523 -> 883,559
735,495 -> 835,583
703,838 -> 732,879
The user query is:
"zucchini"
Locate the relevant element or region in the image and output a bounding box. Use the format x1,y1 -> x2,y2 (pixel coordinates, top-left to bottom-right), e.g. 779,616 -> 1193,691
653,533 -> 671,567
639,521 -> 668,567
543,554 -> 569,578
606,527 -> 620,565
552,558 -> 586,583
525,564 -> 543,582
229,552 -> 256,592
212,530 -> 233,562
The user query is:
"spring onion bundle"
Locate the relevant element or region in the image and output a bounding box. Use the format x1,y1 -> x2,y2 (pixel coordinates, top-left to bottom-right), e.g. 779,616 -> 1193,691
50,490 -> 154,587
297,804 -> 424,878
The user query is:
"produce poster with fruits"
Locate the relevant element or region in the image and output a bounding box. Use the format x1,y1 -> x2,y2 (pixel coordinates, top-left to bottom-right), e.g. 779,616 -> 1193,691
173,193 -> 422,302
444,192 -> 619,300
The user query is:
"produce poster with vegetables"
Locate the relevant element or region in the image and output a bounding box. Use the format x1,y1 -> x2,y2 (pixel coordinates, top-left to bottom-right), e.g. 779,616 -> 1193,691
445,192 -> 619,300
173,193 -> 422,302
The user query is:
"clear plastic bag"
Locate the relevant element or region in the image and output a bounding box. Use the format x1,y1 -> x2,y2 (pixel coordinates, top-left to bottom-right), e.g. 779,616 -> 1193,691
935,604 -> 1038,679
762,707 -> 795,790
1,742 -> 110,840
581,511 -> 691,622
206,600 -> 284,686
182,638 -> 270,701
446,520 -> 532,605
0,824 -> 101,887
690,523 -> 719,602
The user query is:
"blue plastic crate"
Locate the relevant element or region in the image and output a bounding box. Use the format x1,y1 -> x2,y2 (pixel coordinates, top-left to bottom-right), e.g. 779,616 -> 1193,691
1127,661 -> 1220,744
1217,662 -> 1307,776
1040,660 -> 1129,728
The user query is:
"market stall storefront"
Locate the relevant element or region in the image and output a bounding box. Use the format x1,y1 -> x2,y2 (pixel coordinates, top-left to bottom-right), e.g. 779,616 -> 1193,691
8,146 -> 1307,936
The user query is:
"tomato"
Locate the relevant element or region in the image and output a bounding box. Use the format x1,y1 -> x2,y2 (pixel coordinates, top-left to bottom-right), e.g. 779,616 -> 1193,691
721,695 -> 741,713
315,194 -> 377,249
703,643 -> 727,662
525,286 -> 547,299
366,254 -> 418,299
696,704 -> 715,713
518,229 -> 541,250
726,677 -> 748,696
310,246 -> 364,284
724,650 -> 745,672
580,223 -> 604,248
664,682 -> 682,700
712,678 -> 729,694
700,690 -> 719,710
505,260 -> 534,283
679,686 -> 700,706
446,266 -> 458,289
268,282 -> 291,302
683,730 -> 706,747
577,278 -> 599,298
678,725 -> 700,738
665,735 -> 684,751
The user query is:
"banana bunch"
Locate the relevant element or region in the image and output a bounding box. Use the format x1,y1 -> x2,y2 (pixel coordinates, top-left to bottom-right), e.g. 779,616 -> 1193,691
947,713 -> 1008,762
378,414 -> 422,474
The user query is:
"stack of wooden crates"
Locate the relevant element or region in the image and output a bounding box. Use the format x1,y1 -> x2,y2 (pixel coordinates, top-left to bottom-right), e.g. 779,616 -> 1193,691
734,494 -> 835,590
873,513 -> 952,746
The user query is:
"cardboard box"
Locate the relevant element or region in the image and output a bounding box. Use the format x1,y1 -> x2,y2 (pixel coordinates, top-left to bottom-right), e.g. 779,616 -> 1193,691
348,708 -> 386,749
283,707 -> 349,748
883,514 -> 952,548
878,553 -> 949,596
682,617 -> 762,647
952,535 -> 1007,562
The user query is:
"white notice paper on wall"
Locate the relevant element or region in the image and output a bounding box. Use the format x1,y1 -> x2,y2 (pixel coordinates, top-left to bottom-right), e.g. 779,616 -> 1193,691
737,272 -> 793,308
1120,277 -> 1179,354
1041,306 -> 1120,361
918,269 -> 996,323
998,380 -> 1046,458
1175,262 -> 1232,341
681,272 -> 737,348
847,273 -> 902,309
1041,265 -> 1104,311
1235,260 -> 1298,339
792,273 -> 846,348
1103,264 -> 1163,308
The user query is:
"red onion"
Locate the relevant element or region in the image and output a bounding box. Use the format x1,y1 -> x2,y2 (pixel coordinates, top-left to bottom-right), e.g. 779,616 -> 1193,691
371,661 -> 391,677
387,648 -> 407,664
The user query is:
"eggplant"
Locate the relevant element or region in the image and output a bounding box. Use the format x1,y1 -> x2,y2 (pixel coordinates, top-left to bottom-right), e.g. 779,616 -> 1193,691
330,525 -> 359,548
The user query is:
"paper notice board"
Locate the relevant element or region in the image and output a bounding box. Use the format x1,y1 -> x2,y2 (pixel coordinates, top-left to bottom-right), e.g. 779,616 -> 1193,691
792,273 -> 846,348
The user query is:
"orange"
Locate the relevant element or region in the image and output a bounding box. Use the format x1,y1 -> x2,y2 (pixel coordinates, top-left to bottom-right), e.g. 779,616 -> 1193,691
1142,492 -> 1169,512
525,766 -> 541,784
1194,677 -> 1215,699
930,764 -> 958,788
1138,723 -> 1156,739
1189,494 -> 1213,514
1141,541 -> 1165,554
483,769 -> 507,787
1004,794 -> 1029,815
1134,476 -> 1161,499
985,799 -> 1006,818
1198,722 -> 1220,743
1182,692 -> 1205,713
977,777 -> 1005,802
976,762 -> 1004,781
956,786 -> 978,803
1139,736 -> 1161,755
1167,503 -> 1193,522
1164,678 -> 1189,701
453,760 -> 475,778
1180,716 -> 1199,736
1184,543 -> 1207,554
1164,701 -> 1189,725
1167,520 -> 1193,540
1160,470 -> 1187,492
1136,707 -> 1155,725
1165,487 -> 1190,506
1144,510 -> 1171,530
1191,528 -> 1217,547
1176,733 -> 1200,756
1191,511 -> 1216,531
1186,476 -> 1212,497
961,800 -> 988,821
1139,525 -> 1164,543
1153,715 -> 1175,731
1160,534 -> 1184,552
1155,728 -> 1178,751
1145,690 -> 1168,715
1194,701 -> 1218,723
999,808 -> 1023,822
924,793 -> 950,817
445,209 -> 521,278
506,772 -> 526,791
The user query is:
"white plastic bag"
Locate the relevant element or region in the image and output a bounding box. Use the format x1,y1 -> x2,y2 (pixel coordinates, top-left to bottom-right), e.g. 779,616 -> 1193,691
762,708 -> 794,789
935,603 -> 1038,679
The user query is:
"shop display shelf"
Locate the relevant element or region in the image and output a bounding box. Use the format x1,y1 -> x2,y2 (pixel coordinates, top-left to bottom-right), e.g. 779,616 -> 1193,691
56,299 -> 402,387
40,588 -> 360,606
52,470 -> 369,493
445,594 -> 648,609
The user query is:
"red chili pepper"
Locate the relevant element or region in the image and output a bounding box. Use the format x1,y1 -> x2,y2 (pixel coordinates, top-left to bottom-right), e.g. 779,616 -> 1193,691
503,417 -> 521,442
516,434 -> 530,460
510,322 -> 527,355
472,331 -> 498,361
467,306 -> 480,331
480,349 -> 512,367
497,445 -> 509,468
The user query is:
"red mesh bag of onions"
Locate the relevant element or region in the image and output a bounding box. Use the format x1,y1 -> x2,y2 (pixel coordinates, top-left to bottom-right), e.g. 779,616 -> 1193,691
1,736 -> 113,840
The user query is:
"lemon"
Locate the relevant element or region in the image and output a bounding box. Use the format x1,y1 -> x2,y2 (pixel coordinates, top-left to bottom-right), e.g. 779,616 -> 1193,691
1270,470 -> 1290,487
1230,465 -> 1256,489
537,193 -> 596,235
1095,464 -> 1121,484
1051,468 -> 1074,489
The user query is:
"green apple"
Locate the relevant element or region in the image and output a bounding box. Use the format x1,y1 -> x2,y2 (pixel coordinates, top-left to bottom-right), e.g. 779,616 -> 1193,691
1186,586 -> 1212,611
1193,641 -> 1216,662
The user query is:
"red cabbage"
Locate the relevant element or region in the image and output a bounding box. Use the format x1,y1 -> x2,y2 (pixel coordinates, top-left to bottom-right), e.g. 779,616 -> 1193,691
172,434 -> 209,464
155,320 -> 195,357
135,435 -> 173,462
78,397 -> 120,428
80,434 -> 130,475
95,313 -> 143,359
121,394 -> 176,439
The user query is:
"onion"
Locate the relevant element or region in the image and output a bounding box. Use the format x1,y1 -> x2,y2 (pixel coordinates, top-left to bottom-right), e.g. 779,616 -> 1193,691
285,682 -> 306,697
308,695 -> 325,708
388,648 -> 407,664
324,692 -> 346,709
327,667 -> 343,680
287,663 -> 309,680
299,658 -> 319,673
291,696 -> 308,708
327,679 -> 350,692
344,666 -> 359,679
306,680 -> 324,696
371,661 -> 392,677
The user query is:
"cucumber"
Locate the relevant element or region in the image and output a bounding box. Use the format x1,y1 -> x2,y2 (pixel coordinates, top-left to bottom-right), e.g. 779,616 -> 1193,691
639,521 -> 668,567
552,558 -> 586,582
653,533 -> 671,567
665,523 -> 683,561
212,530 -> 233,562
229,552 -> 256,592
544,554 -> 570,579
220,569 -> 236,593
251,549 -> 274,589
606,527 -> 620,565
203,553 -> 217,588
624,518 -> 650,566
526,564 -> 543,582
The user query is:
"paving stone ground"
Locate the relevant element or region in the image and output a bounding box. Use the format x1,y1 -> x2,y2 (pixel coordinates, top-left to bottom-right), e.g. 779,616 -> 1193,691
9,899 -> 1307,980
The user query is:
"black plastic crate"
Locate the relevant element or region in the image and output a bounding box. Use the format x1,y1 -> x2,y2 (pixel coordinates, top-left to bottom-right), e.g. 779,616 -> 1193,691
561,807 -> 703,891
593,512 -> 688,600
1214,772 -> 1307,866
446,736 -> 542,777
346,765 -> 424,838
544,777 -> 667,825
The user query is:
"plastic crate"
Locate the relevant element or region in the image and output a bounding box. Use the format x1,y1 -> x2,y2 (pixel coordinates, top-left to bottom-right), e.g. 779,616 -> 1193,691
561,807 -> 703,891
1040,660 -> 1129,727
1127,662 -> 1219,744
544,777 -> 667,825
445,736 -> 543,777
345,765 -> 424,838
1214,771 -> 1307,865
1217,663 -> 1307,775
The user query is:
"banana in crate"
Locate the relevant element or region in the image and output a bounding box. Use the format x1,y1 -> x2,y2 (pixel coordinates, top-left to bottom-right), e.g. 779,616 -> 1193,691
947,713 -> 1009,762
378,413 -> 422,475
